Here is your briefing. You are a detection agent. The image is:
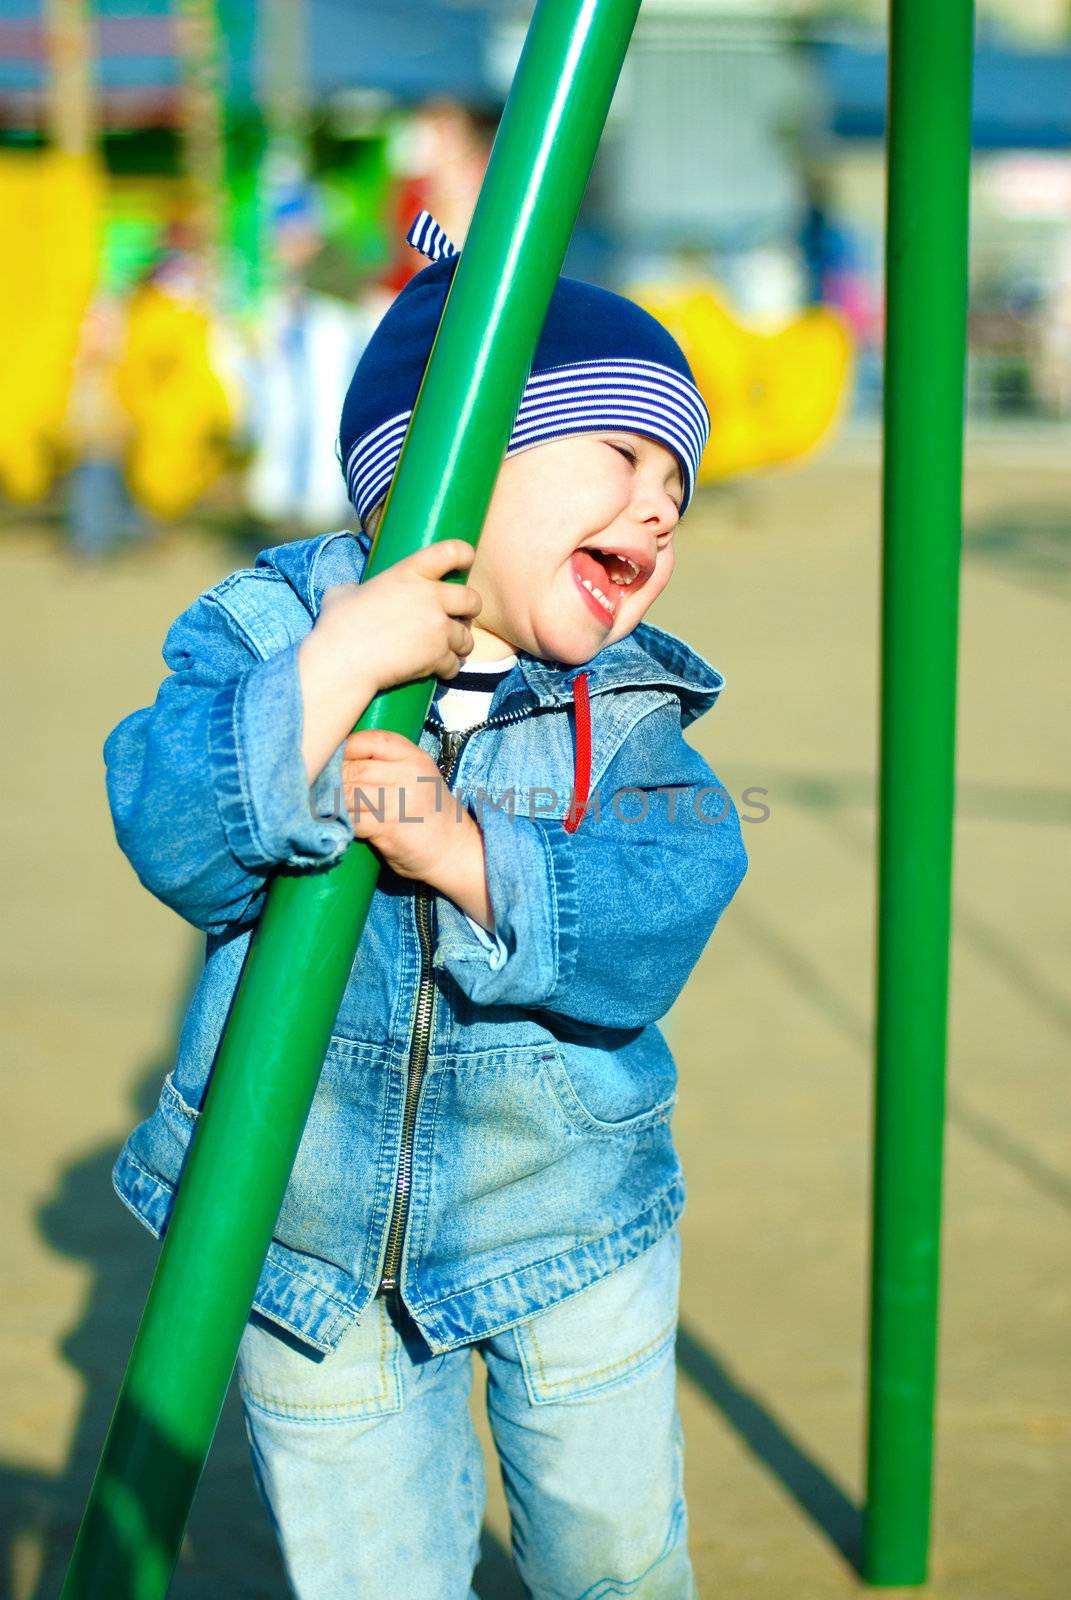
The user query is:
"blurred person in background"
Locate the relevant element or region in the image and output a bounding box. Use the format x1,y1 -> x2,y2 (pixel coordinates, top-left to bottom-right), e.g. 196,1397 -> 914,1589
381,98 -> 496,292
797,171 -> 882,419
63,292 -> 145,562
797,170 -> 879,341
243,181 -> 379,533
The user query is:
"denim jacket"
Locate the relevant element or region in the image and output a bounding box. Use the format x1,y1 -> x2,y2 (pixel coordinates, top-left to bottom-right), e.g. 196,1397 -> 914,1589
104,529 -> 748,1356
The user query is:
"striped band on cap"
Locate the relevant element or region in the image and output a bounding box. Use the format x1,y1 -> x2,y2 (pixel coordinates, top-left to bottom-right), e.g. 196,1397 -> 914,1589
345,357 -> 710,529
406,209 -> 460,263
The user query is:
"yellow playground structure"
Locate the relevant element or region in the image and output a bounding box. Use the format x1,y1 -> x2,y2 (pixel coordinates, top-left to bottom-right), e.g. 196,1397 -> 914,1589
634,280 -> 854,481
0,144 -> 854,523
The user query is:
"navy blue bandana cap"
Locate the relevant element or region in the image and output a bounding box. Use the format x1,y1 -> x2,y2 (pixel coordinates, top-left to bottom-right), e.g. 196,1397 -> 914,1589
341,211 -> 710,530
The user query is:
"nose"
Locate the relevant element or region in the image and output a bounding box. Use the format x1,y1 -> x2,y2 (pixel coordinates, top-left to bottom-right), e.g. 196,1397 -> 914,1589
633,478 -> 680,538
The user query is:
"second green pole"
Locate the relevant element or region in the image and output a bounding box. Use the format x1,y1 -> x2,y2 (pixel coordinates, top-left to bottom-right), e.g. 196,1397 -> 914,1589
863,0 -> 974,1583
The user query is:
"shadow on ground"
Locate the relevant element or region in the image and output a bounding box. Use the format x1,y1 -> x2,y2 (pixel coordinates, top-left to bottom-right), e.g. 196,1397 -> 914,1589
676,1326 -> 863,1570
0,943 -> 526,1599
964,501 -> 1071,599
2,955 -> 866,1598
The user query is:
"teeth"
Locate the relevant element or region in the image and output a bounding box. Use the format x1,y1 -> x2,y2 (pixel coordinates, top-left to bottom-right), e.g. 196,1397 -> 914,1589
601,552 -> 641,586
580,577 -> 616,615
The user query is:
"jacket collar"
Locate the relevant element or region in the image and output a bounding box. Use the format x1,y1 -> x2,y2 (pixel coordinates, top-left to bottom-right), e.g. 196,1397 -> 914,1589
259,529 -> 725,730
509,627 -> 724,729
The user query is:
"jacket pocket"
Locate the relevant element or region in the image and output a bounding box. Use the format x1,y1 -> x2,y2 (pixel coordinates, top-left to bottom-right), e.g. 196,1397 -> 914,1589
540,1032 -> 678,1138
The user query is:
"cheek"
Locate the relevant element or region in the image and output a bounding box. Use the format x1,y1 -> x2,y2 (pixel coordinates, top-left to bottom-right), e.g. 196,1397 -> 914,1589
646,546 -> 675,601
469,528 -> 508,586
469,540 -> 529,615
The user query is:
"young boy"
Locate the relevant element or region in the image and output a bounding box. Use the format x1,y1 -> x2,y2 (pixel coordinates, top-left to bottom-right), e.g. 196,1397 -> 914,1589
104,215 -> 748,1598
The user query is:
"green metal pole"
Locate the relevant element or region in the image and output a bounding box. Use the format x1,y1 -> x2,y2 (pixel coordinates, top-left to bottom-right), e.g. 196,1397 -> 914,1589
863,0 -> 974,1584
62,3 -> 640,1595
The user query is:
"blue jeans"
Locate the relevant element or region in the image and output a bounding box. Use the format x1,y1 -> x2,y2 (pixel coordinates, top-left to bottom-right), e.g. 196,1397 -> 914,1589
236,1229 -> 695,1598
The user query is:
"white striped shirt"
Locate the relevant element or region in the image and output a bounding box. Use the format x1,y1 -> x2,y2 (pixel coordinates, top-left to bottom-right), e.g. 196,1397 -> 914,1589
432,654 -> 519,732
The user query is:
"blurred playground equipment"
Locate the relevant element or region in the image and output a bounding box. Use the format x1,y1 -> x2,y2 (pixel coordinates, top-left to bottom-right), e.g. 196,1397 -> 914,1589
4,2 -> 1066,535
0,150 -> 101,504
113,252 -> 238,521
633,280 -> 854,480
0,171 -> 856,524
0,156 -> 238,519
0,150 -> 855,523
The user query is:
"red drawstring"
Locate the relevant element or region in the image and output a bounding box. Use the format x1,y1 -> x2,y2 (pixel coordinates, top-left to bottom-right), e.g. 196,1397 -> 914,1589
563,672 -> 591,834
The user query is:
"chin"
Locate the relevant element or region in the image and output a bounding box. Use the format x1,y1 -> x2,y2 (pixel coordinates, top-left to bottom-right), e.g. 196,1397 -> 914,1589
533,630 -> 613,668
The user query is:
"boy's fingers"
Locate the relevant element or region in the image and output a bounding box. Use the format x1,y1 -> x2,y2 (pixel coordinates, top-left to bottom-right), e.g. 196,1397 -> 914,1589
449,621 -> 473,655
343,729 -> 419,760
442,583 -> 482,618
407,539 -> 474,578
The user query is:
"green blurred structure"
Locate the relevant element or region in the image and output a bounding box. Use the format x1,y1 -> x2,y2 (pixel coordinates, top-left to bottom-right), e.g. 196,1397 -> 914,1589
60,0 -> 642,1594
217,1 -> 267,311
863,0 -> 974,1584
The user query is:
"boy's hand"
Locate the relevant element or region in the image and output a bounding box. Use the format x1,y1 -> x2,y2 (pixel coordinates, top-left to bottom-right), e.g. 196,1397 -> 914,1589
298,539 -> 483,787
317,539 -> 483,694
341,729 -> 494,930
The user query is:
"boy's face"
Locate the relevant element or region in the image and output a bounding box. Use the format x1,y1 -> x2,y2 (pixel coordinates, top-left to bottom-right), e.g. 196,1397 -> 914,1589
465,431 -> 684,665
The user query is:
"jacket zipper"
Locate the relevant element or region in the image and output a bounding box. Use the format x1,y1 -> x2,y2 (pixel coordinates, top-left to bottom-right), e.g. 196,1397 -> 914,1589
377,701 -> 534,1297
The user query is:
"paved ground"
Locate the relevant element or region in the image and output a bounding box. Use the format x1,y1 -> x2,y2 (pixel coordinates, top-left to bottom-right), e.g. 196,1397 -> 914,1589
1,436 -> 1067,1598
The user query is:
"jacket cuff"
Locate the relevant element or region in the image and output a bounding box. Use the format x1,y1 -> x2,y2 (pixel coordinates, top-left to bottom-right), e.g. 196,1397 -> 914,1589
432,803 -> 579,1003
462,914 -> 509,971
206,641 -> 354,871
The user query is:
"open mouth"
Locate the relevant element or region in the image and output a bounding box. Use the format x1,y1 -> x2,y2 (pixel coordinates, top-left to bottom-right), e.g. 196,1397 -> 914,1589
570,547 -> 646,621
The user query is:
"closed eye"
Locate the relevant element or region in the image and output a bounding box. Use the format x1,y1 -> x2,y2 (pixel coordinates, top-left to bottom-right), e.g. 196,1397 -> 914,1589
607,438 -> 682,514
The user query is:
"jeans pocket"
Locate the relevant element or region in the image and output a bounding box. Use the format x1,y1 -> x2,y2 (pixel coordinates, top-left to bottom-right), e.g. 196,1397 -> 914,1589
237,1299 -> 403,1424
513,1229 -> 680,1406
